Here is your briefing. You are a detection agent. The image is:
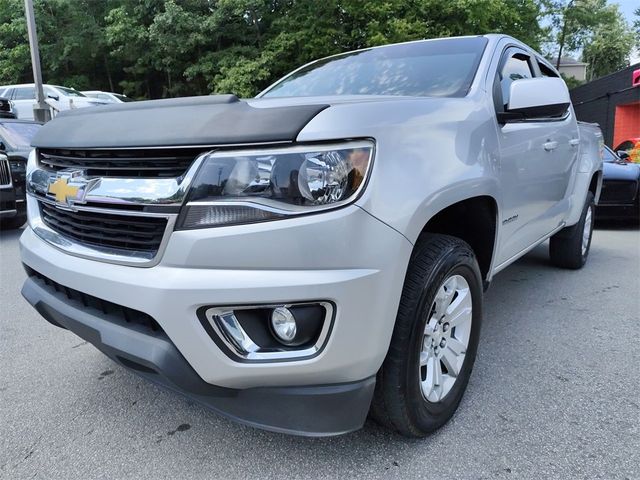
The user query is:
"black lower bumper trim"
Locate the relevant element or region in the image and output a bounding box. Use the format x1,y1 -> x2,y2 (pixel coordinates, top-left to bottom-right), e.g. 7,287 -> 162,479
21,275 -> 375,436
595,203 -> 640,221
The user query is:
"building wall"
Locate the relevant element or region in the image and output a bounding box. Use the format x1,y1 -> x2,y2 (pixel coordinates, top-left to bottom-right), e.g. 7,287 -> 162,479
558,64 -> 587,81
613,103 -> 640,149
571,63 -> 640,147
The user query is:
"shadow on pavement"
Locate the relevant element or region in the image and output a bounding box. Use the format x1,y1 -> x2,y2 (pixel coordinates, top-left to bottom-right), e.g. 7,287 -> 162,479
0,225 -> 24,241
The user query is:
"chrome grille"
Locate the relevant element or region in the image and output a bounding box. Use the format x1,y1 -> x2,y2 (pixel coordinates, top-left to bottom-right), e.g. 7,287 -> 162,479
38,148 -> 203,178
39,201 -> 168,253
0,157 -> 11,186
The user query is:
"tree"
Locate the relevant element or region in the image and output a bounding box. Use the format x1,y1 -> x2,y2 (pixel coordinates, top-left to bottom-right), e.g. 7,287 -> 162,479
634,7 -> 640,52
581,5 -> 634,80
1,0 -> 552,99
548,0 -> 614,68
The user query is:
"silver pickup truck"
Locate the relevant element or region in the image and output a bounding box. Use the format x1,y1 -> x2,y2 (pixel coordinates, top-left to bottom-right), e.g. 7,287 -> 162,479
20,34 -> 603,437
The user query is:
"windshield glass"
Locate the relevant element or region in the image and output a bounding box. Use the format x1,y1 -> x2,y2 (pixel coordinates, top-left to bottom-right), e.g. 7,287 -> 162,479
55,86 -> 86,97
262,37 -> 487,98
603,147 -> 619,163
115,93 -> 134,102
0,122 -> 41,150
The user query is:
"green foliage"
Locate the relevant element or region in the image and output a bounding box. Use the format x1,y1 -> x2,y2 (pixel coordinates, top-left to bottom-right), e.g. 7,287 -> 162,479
560,72 -> 583,89
0,0 -> 555,99
581,5 -> 635,80
634,7 -> 640,51
546,0 -> 635,78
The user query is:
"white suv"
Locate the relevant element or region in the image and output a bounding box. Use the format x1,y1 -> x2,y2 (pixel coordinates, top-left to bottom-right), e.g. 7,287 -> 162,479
0,84 -> 108,120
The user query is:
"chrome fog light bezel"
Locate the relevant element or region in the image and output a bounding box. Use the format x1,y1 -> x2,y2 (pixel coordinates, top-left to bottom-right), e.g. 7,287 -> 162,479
199,301 -> 335,363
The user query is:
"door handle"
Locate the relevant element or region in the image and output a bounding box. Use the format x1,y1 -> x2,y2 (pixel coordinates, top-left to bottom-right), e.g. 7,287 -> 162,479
569,138 -> 580,147
543,141 -> 559,151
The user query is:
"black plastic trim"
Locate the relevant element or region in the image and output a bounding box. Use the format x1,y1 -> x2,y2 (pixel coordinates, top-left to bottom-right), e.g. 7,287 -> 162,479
21,274 -> 373,436
32,95 -> 329,149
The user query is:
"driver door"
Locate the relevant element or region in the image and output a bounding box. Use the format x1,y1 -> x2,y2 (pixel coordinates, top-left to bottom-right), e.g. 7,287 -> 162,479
494,48 -> 578,266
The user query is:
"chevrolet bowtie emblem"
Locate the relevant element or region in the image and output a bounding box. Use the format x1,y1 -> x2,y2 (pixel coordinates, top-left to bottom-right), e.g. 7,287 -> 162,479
47,170 -> 100,207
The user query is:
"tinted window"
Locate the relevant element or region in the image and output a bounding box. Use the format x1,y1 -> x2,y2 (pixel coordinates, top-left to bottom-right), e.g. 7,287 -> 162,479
538,61 -> 558,78
0,122 -> 41,150
262,37 -> 488,98
500,54 -> 533,105
13,87 -> 36,100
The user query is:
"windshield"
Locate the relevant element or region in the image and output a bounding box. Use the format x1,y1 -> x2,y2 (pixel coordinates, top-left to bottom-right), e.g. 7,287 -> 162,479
0,122 -> 41,150
55,86 -> 86,98
603,147 -> 619,163
262,37 -> 488,99
114,93 -> 134,102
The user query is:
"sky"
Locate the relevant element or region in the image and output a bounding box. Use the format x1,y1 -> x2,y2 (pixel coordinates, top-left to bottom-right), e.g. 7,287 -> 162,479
614,0 -> 639,63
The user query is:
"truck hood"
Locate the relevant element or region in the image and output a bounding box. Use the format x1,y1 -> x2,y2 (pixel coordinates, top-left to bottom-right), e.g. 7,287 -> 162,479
31,94 -> 430,150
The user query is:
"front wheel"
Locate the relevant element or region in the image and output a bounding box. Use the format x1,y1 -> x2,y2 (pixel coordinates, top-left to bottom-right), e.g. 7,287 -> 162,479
549,191 -> 595,269
370,234 -> 483,437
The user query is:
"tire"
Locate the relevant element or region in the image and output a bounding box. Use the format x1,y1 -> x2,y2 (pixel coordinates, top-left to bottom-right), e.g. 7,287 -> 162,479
370,234 -> 483,437
0,214 -> 26,230
549,191 -> 595,269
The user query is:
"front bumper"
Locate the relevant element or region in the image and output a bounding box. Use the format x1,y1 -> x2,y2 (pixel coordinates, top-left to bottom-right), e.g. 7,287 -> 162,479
22,273 -> 374,436
20,205 -> 412,434
595,202 -> 640,221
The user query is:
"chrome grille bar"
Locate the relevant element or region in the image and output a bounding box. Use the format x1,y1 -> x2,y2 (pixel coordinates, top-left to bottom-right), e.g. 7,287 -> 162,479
0,156 -> 11,187
39,148 -> 203,178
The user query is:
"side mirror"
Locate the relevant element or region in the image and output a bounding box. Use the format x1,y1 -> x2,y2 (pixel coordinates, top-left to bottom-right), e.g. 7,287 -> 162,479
498,77 -> 571,123
47,94 -> 59,101
617,151 -> 630,160
0,141 -> 5,151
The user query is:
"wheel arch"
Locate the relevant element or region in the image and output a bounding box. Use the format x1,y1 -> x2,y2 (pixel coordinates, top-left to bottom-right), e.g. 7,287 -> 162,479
589,169 -> 602,204
415,195 -> 499,285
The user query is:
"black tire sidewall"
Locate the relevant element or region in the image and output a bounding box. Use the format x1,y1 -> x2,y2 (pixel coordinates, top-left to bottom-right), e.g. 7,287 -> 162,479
581,196 -> 595,263
404,244 -> 483,431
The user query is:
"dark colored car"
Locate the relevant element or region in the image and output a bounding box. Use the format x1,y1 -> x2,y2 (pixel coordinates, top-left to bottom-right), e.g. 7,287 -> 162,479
614,138 -> 640,164
597,146 -> 640,222
0,119 -> 42,229
0,97 -> 16,119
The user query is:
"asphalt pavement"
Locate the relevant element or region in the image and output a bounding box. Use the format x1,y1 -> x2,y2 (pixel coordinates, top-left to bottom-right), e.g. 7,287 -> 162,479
1,223 -> 639,480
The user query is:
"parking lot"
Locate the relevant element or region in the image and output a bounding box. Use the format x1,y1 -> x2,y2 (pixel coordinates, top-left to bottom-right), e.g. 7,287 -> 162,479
1,223 -> 638,480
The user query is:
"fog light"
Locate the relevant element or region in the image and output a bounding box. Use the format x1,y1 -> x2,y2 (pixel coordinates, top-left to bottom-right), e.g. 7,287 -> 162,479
271,306 -> 297,344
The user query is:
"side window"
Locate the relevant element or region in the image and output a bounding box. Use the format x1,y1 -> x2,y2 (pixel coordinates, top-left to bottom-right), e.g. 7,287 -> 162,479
537,61 -> 559,78
499,53 -> 533,107
13,87 -> 35,100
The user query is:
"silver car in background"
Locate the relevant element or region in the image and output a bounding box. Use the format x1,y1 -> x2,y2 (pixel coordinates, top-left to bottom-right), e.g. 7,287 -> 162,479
0,84 -> 108,120
82,91 -> 134,103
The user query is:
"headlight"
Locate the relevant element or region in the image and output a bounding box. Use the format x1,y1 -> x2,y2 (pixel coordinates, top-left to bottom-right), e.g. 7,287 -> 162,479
177,140 -> 373,229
